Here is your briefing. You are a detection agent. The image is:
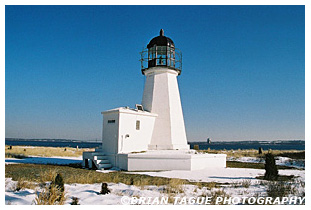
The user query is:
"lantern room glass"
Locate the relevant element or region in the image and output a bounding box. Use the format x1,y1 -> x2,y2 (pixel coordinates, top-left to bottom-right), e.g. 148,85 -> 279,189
147,46 -> 176,68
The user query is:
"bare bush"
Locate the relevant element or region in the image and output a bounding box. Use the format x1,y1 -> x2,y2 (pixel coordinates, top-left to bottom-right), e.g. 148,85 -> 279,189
15,178 -> 36,191
241,179 -> 252,188
34,184 -> 66,205
266,181 -> 291,198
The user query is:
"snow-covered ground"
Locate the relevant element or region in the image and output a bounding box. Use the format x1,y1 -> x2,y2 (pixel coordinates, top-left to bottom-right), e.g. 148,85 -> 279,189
5,155 -> 305,205
227,156 -> 305,169
5,170 -> 305,205
5,179 -> 158,205
127,167 -> 305,184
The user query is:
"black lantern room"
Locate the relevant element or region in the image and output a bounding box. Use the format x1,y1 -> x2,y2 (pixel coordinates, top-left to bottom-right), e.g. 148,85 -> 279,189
140,29 -> 182,75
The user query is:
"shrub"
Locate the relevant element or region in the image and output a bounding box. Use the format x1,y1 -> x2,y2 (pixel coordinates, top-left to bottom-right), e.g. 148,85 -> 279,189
130,178 -> 134,185
241,179 -> 252,188
258,147 -> 263,154
39,168 -> 57,183
264,153 -> 278,181
49,173 -> 65,202
100,183 -> 110,195
231,181 -> 240,188
51,173 -> 65,193
15,178 -> 36,191
166,178 -> 185,194
70,197 -> 80,205
266,181 -> 291,198
34,184 -> 66,205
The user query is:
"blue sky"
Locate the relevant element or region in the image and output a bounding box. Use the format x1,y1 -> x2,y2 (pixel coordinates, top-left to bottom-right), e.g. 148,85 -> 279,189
5,5 -> 305,141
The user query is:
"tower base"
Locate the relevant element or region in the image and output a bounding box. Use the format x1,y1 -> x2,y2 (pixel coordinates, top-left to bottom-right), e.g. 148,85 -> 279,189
116,150 -> 226,171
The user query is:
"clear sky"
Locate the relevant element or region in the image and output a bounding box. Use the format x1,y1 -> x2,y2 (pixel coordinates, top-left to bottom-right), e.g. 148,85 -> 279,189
5,5 -> 305,141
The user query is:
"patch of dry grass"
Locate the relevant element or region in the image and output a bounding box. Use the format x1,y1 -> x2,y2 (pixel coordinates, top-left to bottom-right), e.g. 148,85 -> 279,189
166,178 -> 186,194
201,149 -> 304,159
241,179 -> 252,188
6,163 -> 221,190
5,145 -> 94,157
39,168 -> 58,183
200,188 -> 230,205
34,184 -> 67,205
15,178 -> 37,191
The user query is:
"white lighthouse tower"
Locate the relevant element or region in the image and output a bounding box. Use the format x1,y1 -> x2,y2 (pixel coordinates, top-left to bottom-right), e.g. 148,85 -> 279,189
141,29 -> 189,150
83,29 -> 226,171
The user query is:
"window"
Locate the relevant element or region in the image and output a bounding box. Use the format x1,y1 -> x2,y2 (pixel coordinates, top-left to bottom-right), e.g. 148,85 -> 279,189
148,46 -> 156,60
136,120 -> 140,130
108,120 -> 115,124
156,46 -> 167,65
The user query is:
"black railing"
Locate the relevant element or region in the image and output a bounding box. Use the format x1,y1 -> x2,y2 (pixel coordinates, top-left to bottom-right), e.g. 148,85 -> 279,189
140,47 -> 182,75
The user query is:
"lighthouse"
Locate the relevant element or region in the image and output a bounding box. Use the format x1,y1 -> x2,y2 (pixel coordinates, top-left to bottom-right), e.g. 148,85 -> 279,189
141,29 -> 189,150
82,29 -> 226,171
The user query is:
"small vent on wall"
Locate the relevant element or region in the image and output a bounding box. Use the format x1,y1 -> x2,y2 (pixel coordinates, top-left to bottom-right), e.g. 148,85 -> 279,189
136,120 -> 140,130
135,104 -> 144,111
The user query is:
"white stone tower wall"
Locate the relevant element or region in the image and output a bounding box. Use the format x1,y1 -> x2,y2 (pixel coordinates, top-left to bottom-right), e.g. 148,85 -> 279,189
142,67 -> 189,150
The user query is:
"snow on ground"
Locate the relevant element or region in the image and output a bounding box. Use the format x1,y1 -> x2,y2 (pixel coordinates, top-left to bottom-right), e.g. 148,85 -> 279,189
5,178 -> 163,205
227,156 -> 305,169
5,155 -> 305,205
275,156 -> 305,169
5,178 -> 37,205
129,168 -> 263,183
5,170 -> 305,205
128,167 -> 305,184
5,156 -> 81,165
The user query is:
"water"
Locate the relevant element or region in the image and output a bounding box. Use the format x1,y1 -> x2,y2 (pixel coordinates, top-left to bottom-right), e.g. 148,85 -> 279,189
189,140 -> 305,151
5,139 -> 101,149
5,139 -> 305,151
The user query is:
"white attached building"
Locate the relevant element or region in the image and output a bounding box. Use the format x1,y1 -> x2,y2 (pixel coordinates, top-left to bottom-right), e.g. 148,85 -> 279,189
101,107 -> 157,154
83,29 -> 226,171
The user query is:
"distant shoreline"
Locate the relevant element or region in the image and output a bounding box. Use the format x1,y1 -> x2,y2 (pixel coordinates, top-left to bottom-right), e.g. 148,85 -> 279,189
5,138 -> 305,151
5,138 -> 305,143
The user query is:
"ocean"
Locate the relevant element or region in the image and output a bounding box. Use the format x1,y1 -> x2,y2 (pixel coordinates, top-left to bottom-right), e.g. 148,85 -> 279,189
5,138 -> 305,151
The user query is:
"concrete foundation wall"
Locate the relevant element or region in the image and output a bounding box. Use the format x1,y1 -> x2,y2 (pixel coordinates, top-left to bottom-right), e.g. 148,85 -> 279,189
115,152 -> 227,171
190,154 -> 227,170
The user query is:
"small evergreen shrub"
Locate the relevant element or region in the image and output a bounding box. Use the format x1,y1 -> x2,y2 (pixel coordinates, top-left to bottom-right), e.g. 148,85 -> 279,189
258,147 -> 263,154
264,153 -> 278,180
50,173 -> 65,201
130,178 -> 134,185
70,197 -> 80,205
52,173 -> 65,193
99,183 -> 110,195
